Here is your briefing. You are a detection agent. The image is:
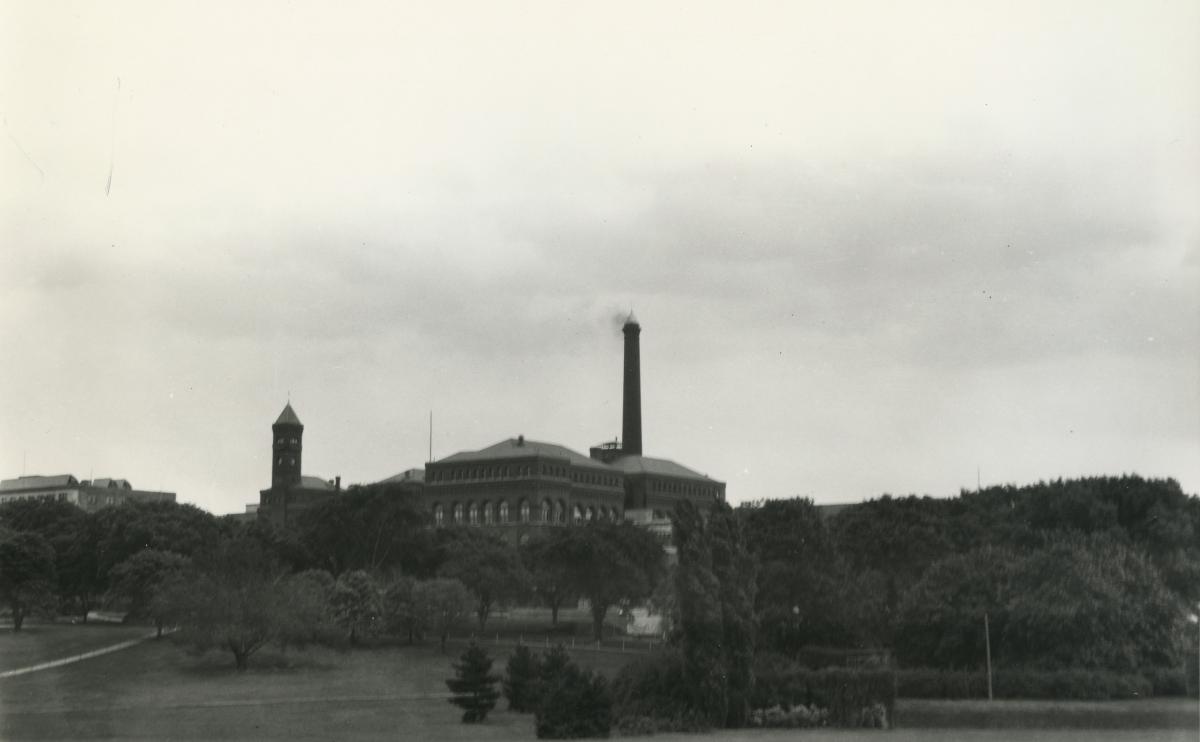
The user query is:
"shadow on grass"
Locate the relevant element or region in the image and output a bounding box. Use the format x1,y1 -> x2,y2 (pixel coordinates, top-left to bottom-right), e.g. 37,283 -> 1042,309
173,646 -> 339,676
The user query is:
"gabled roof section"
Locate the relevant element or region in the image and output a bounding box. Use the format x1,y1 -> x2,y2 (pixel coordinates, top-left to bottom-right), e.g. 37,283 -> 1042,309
438,438 -> 613,471
0,474 -> 79,492
609,455 -> 719,482
274,403 -> 303,427
90,478 -> 132,490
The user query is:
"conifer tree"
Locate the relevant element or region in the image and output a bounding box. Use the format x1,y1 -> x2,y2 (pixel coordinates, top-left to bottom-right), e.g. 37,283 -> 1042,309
709,502 -> 758,727
503,643 -> 543,712
446,642 -> 501,723
672,500 -> 728,728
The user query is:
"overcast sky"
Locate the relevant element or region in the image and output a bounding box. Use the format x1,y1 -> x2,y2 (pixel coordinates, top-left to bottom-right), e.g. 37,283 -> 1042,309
2,1 -> 1197,515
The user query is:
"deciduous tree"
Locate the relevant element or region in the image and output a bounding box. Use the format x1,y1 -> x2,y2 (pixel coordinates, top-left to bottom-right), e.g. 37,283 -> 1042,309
0,530 -> 57,631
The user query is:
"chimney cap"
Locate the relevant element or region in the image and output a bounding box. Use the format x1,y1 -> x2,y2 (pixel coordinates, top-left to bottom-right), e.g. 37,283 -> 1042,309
623,310 -> 639,327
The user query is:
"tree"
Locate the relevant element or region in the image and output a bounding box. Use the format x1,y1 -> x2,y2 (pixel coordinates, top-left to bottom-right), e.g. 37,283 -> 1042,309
286,569 -> 338,646
503,643 -> 543,712
0,530 -> 57,631
92,501 -> 225,578
414,577 -> 473,651
830,495 -> 959,635
331,570 -> 381,644
296,485 -> 432,576
671,501 -> 727,728
538,522 -> 665,641
893,545 -> 1018,669
0,499 -> 97,620
1003,535 -> 1186,671
446,642 -> 501,723
106,549 -> 190,637
437,528 -> 528,631
707,502 -> 758,727
521,536 -> 576,627
166,535 -> 307,670
381,574 -> 419,643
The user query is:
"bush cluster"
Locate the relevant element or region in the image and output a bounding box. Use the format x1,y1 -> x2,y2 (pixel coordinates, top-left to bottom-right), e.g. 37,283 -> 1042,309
610,649 -> 712,733
501,644 -> 612,739
747,704 -> 828,728
750,654 -> 895,729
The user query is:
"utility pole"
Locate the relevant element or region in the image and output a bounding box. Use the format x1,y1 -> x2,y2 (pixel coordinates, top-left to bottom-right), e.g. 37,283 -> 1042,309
428,411 -> 433,463
985,612 -> 994,701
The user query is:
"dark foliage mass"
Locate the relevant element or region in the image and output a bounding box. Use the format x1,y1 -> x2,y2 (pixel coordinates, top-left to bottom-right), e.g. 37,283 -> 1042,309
534,660 -> 612,738
739,475 -> 1197,681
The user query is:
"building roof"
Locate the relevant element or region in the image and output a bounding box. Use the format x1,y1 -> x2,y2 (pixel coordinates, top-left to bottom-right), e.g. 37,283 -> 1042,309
274,403 -> 303,427
299,476 -> 335,491
624,310 -> 639,327
90,478 -> 132,490
0,474 -> 79,492
438,438 -> 612,471
609,455 -> 719,482
379,468 -> 425,484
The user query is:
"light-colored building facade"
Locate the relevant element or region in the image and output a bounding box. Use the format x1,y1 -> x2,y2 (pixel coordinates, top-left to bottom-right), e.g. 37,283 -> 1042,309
0,474 -> 175,512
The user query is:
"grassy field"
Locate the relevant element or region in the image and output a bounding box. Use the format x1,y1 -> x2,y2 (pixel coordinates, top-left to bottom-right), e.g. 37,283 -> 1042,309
1,624 -> 1196,741
0,623 -> 151,672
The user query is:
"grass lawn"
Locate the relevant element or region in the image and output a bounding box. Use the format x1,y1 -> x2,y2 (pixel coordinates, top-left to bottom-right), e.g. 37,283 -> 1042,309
0,622 -> 152,672
1,625 -> 1196,741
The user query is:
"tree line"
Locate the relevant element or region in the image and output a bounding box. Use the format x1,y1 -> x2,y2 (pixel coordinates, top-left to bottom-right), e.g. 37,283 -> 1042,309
0,480 -> 664,671
2,473 -> 1195,684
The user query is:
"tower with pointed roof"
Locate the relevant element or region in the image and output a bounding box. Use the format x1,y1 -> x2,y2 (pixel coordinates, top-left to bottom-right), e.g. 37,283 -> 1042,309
259,402 -> 338,528
271,403 -> 304,489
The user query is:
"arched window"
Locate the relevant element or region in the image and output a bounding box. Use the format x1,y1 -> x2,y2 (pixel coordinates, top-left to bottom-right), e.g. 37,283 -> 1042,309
468,502 -> 478,525
540,500 -> 550,522
433,503 -> 444,526
557,501 -> 567,524
483,501 -> 494,525
453,503 -> 464,524
520,500 -> 530,523
499,501 -> 510,523
573,505 -> 583,524
586,506 -> 596,521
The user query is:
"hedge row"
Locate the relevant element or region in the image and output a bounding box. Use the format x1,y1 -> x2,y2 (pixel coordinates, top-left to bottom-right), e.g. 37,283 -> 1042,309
896,667 -> 1197,700
751,655 -> 896,728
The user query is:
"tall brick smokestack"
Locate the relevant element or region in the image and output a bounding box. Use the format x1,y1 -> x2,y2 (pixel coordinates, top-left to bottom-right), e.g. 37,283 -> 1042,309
622,312 -> 642,456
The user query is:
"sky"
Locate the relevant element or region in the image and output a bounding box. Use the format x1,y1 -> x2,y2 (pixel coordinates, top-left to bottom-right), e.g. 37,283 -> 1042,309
2,1 -> 1197,515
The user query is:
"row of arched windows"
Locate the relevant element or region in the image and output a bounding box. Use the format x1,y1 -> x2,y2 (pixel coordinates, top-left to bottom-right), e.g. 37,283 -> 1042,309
432,499 -> 621,527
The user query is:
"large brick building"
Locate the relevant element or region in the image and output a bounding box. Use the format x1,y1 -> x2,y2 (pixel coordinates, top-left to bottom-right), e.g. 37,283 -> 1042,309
420,313 -> 724,542
255,314 -> 725,534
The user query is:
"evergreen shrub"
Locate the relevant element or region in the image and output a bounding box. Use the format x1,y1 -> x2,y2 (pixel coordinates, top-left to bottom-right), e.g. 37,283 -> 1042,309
503,644 -> 542,712
446,642 -> 500,723
534,662 -> 612,739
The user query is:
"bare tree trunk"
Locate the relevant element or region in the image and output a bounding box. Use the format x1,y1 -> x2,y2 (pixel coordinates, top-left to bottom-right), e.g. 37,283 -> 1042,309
591,601 -> 607,641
